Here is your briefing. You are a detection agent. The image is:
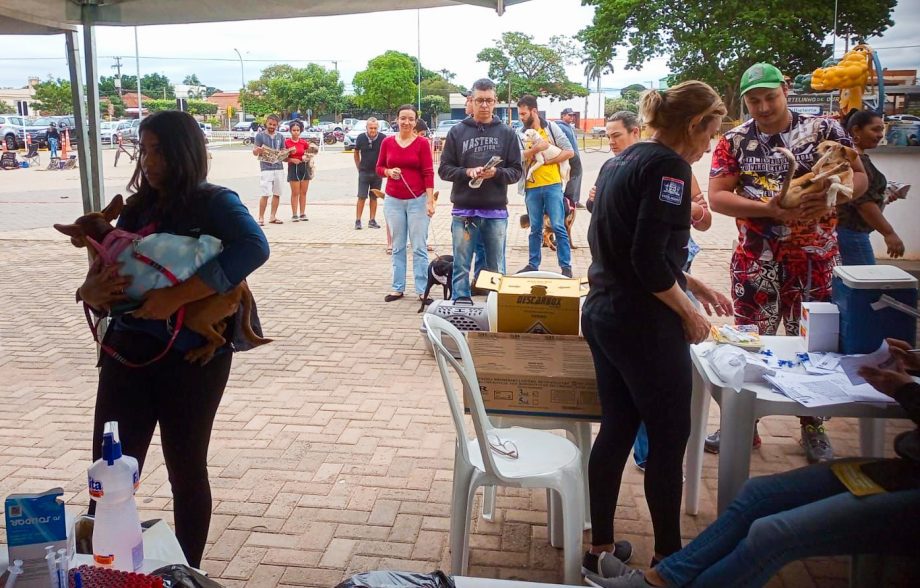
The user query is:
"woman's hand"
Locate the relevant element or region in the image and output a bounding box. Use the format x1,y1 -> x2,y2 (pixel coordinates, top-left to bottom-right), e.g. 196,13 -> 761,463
289,158 -> 302,165
386,167 -> 402,180
134,287 -> 185,320
884,232 -> 905,258
78,263 -> 132,311
426,197 -> 436,217
682,310 -> 711,344
694,284 -> 733,317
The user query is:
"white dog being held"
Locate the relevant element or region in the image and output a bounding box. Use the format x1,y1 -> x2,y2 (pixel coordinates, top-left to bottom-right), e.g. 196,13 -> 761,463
522,128 -> 570,184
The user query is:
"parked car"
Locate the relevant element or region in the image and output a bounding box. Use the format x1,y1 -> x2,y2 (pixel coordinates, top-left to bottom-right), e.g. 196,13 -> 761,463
341,118 -> 358,131
511,120 -> 524,133
343,119 -> 393,151
198,121 -> 213,142
888,114 -> 920,123
19,116 -> 55,146
231,121 -> 252,139
99,121 -> 120,145
317,121 -> 345,132
0,114 -> 27,150
433,119 -> 462,140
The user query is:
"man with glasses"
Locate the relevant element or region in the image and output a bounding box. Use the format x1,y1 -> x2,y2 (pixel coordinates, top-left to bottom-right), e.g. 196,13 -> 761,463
439,78 -> 523,301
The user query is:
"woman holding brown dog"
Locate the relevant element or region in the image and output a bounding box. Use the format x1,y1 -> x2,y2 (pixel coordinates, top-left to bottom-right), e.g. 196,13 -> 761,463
582,81 -> 730,578
75,110 -> 270,567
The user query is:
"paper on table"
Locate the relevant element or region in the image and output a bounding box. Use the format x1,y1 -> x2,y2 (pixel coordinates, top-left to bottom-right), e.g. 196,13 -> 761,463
838,341 -> 898,385
765,371 -> 855,407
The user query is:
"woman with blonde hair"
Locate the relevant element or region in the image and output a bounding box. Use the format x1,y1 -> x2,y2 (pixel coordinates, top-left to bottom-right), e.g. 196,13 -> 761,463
581,81 -> 730,579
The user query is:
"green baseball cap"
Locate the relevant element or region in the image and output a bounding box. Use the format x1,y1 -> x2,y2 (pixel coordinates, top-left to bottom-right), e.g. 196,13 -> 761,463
740,63 -> 784,96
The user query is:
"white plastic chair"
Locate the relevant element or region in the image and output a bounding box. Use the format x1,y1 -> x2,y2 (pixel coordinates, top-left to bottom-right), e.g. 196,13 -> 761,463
484,270 -> 592,532
424,314 -> 585,585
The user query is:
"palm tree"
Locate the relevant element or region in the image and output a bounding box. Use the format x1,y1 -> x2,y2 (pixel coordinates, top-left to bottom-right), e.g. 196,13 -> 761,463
583,51 -> 615,128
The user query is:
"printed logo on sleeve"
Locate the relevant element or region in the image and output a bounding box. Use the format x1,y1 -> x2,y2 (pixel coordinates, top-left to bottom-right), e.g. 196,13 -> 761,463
659,177 -> 685,205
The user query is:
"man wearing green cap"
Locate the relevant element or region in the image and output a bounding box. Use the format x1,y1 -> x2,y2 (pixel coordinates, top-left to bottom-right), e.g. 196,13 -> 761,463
707,62 -> 868,464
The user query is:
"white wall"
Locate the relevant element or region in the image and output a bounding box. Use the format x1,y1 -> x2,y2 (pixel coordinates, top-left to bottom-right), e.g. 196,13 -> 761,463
869,148 -> 920,260
537,92 -> 605,120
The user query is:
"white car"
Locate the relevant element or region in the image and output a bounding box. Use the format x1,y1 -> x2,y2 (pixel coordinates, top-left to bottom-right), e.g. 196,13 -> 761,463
433,119 -> 463,140
343,119 -> 393,151
198,122 -> 213,141
888,114 -> 920,123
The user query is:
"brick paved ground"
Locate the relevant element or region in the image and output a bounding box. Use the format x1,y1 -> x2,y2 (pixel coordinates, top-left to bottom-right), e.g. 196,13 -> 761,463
0,147 -> 913,587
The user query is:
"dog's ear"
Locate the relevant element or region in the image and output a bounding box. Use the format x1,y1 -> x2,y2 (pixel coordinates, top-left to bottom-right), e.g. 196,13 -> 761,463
843,145 -> 859,165
101,194 -> 125,222
432,191 -> 439,201
53,223 -> 83,238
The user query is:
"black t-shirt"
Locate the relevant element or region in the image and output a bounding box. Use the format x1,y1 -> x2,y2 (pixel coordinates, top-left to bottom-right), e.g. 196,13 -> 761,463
587,141 -> 691,302
355,132 -> 384,174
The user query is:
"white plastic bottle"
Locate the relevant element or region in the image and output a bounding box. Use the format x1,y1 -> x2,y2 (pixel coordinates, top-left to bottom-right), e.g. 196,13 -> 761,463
88,421 -> 144,571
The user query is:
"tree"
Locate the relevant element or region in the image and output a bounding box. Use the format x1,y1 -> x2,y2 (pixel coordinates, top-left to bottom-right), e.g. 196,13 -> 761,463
31,78 -> 72,115
583,47 -> 614,128
580,0 -> 896,116
477,32 -> 588,101
605,97 -> 638,117
141,73 -> 175,99
187,100 -> 218,116
352,51 -> 418,120
240,63 -> 344,118
183,74 -> 202,86
420,95 -> 449,124
0,99 -> 13,114
419,77 -> 460,102
438,69 -> 457,82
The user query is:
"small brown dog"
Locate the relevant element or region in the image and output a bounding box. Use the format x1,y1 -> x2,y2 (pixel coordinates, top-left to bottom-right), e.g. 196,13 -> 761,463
519,198 -> 577,251
54,195 -> 271,365
774,140 -> 858,209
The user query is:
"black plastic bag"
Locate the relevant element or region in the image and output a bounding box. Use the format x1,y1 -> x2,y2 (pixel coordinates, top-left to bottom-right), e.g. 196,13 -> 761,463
152,564 -> 225,588
335,570 -> 455,588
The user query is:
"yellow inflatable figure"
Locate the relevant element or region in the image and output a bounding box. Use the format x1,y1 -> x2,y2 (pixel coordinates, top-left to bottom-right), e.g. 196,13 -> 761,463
810,45 -> 872,113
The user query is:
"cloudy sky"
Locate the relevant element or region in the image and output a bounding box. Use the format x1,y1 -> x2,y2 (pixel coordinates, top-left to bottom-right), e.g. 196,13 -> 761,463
0,0 -> 916,98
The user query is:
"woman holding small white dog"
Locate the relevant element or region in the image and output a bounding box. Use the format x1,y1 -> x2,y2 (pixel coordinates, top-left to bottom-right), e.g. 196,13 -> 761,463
582,81 -> 730,578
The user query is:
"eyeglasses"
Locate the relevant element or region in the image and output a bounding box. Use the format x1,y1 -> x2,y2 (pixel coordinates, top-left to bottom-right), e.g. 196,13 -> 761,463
488,434 -> 519,459
474,98 -> 496,106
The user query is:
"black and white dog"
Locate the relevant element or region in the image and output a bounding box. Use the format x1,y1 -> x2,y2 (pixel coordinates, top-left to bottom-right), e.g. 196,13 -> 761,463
418,255 -> 454,312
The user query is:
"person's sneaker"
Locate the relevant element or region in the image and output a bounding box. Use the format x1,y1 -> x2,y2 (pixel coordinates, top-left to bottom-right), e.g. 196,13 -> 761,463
704,423 -> 762,454
354,220 -> 362,230
561,267 -> 573,278
517,264 -> 538,274
584,569 -> 647,587
801,423 -> 834,463
368,219 -> 381,229
291,215 -> 300,223
581,542 -> 633,577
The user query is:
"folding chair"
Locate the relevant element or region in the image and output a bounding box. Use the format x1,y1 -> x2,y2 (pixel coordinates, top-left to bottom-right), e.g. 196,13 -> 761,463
23,143 -> 40,167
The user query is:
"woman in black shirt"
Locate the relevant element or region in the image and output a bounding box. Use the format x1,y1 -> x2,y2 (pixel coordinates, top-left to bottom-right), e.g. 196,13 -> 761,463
582,81 -> 728,576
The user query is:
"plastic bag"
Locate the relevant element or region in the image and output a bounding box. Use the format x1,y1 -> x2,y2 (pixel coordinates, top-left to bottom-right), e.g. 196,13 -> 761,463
335,570 -> 455,588
152,564 -> 225,588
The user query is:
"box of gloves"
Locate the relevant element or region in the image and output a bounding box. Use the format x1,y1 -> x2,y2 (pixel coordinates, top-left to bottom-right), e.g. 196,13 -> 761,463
800,302 -> 839,352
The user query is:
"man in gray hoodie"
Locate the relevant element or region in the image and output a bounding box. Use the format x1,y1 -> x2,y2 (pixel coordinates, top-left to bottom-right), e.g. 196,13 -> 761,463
438,78 -> 524,301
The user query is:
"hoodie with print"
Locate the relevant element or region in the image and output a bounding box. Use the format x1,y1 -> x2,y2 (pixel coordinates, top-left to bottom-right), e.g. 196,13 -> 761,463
438,116 -> 523,210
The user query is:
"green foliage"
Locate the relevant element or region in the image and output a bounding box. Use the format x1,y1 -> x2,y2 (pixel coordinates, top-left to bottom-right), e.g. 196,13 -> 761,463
420,95 -> 449,121
183,74 -> 202,86
0,99 -> 13,114
477,32 -> 588,101
352,51 -> 418,119
144,99 -> 175,112
579,0 -> 896,115
141,73 -> 175,99
187,100 -> 218,116
420,77 -> 460,102
102,94 -> 126,118
605,97 -> 638,117
240,63 -> 344,119
31,77 -> 72,115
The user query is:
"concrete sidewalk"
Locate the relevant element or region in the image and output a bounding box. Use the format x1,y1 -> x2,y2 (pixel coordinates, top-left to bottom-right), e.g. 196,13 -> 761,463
0,147 -> 911,587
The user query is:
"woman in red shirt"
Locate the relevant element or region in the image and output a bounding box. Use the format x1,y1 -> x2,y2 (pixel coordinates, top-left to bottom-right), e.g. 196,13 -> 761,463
285,121 -> 312,222
376,104 -> 436,302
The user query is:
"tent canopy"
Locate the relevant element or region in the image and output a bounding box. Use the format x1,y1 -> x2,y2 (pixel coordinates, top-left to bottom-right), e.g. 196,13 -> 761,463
0,0 -> 527,27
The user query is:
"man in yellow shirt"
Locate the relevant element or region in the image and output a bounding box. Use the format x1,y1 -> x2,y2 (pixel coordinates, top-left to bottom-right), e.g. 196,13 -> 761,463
517,94 -> 575,276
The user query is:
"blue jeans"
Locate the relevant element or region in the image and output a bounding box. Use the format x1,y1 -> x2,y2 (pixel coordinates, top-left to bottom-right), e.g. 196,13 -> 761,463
470,236 -> 503,282
837,227 -> 876,265
632,422 -> 648,467
524,183 -> 571,270
49,137 -> 58,159
384,196 -> 429,295
656,462 -> 920,587
451,216 -> 507,299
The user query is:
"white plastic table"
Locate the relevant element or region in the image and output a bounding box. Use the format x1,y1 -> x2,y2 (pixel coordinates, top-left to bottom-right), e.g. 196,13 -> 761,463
684,337 -> 909,514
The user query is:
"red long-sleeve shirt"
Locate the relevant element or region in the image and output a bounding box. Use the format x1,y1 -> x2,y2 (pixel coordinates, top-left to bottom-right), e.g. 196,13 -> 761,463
376,135 -> 434,200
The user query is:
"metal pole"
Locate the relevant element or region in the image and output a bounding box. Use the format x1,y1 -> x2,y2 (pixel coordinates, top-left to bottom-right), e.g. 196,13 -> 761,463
832,0 -> 838,57
234,48 -> 245,122
135,26 -> 142,120
65,29 -> 95,216
82,6 -> 104,212
416,9 -> 422,113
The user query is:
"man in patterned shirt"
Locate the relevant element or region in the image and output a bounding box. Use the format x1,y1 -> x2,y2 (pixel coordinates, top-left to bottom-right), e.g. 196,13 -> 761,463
707,63 -> 868,463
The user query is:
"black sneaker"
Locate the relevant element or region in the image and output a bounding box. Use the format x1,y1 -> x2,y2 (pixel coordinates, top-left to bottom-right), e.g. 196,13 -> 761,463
368,219 -> 381,229
704,423 -> 762,454
354,220 -> 362,230
561,267 -> 573,278
517,264 -> 538,274
582,542 -> 633,577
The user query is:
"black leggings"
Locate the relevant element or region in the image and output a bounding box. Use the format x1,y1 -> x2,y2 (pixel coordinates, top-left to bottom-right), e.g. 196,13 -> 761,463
88,330 -> 232,567
582,297 -> 692,557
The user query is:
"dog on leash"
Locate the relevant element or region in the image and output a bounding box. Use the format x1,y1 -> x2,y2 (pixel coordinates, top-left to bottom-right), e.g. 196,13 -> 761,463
519,197 -> 577,251
54,195 -> 271,365
521,128 -> 570,184
774,140 -> 857,209
369,189 -> 439,201
418,254 -> 454,312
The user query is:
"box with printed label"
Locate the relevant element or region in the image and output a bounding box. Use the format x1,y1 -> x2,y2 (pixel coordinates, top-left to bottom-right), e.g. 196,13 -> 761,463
477,270 -> 587,335
466,331 -> 601,419
5,488 -> 71,588
800,302 -> 840,352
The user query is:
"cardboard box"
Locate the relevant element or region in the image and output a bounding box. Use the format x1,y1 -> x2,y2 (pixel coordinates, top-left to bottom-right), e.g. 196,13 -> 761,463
466,331 -> 601,419
801,302 -> 840,352
5,488 -> 72,588
477,270 -> 588,335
